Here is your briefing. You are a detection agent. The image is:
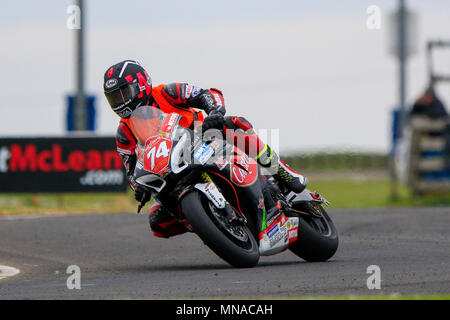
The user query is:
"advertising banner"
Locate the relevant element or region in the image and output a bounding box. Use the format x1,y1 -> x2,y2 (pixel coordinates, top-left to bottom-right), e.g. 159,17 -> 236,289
0,137 -> 127,193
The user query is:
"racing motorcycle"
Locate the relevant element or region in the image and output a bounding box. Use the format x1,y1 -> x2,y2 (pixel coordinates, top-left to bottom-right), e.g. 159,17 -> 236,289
130,106 -> 338,268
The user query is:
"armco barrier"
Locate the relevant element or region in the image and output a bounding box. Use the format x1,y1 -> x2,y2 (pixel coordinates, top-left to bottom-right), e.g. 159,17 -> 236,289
0,136 -> 127,193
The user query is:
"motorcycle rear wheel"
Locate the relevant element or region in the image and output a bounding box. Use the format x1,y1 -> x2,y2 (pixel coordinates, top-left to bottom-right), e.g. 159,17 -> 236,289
181,191 -> 260,268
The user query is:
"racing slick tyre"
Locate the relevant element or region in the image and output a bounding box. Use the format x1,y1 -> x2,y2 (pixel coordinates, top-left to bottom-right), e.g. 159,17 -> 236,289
181,191 -> 260,268
289,204 -> 338,262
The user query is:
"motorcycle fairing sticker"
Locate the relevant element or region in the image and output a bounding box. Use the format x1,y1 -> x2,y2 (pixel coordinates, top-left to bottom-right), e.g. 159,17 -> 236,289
230,152 -> 258,187
143,137 -> 172,174
194,142 -> 214,165
160,113 -> 179,137
267,224 -> 279,238
260,214 -> 299,249
214,157 -> 228,171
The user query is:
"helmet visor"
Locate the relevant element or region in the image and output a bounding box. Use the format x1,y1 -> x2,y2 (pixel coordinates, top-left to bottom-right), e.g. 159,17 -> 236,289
105,82 -> 140,111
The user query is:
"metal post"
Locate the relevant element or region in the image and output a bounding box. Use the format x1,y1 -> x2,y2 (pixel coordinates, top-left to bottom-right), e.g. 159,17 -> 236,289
398,0 -> 407,137
74,0 -> 86,131
426,41 -> 433,85
391,0 -> 408,200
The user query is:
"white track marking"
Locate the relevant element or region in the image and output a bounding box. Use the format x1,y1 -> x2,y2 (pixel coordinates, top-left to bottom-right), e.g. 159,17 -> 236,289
0,265 -> 20,280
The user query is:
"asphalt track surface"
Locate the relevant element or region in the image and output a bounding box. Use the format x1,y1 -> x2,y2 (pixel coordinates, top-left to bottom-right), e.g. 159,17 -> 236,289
0,207 -> 449,299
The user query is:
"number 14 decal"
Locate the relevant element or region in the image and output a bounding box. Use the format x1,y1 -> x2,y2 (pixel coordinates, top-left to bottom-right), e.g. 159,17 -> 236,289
146,139 -> 171,171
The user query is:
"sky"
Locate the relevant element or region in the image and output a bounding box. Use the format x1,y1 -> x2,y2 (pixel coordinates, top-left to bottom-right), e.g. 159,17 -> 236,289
1,0 -> 450,154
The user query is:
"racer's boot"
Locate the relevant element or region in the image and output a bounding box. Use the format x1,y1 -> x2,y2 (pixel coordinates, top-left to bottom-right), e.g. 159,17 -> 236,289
148,201 -> 191,238
256,145 -> 307,194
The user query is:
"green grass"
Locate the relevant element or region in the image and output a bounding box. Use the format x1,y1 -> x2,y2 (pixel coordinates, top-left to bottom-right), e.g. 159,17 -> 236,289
0,179 -> 448,216
308,179 -> 450,208
0,191 -> 138,216
283,152 -> 388,171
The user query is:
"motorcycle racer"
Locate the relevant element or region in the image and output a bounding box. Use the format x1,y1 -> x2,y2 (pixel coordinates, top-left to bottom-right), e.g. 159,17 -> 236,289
103,60 -> 307,238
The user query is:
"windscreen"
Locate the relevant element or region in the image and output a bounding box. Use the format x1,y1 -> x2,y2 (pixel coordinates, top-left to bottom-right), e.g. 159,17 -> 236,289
130,106 -> 165,145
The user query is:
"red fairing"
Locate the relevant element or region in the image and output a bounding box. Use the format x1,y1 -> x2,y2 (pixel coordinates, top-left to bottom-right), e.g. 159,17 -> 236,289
160,112 -> 180,135
143,137 -> 172,175
230,147 -> 258,187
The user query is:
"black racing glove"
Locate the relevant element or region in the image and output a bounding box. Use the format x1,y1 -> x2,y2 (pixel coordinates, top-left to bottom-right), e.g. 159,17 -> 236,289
134,186 -> 151,204
202,110 -> 225,132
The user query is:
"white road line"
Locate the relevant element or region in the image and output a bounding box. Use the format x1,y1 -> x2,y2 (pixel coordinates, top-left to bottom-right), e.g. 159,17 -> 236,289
0,265 -> 20,280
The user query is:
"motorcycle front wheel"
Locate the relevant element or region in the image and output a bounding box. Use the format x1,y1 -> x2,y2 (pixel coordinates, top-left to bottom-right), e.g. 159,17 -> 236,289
181,191 -> 260,268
